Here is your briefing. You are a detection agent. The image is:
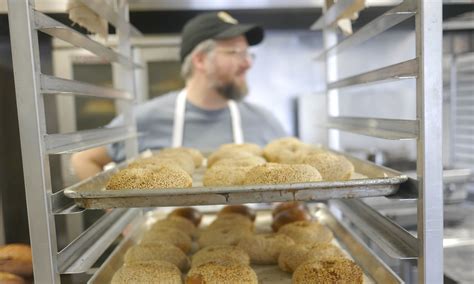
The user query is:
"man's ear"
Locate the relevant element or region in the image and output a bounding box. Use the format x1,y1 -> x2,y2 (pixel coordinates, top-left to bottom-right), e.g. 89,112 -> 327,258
192,51 -> 208,73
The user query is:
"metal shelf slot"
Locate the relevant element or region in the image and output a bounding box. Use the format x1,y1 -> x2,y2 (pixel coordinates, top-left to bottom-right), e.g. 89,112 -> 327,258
315,0 -> 416,59
57,209 -> 140,274
334,199 -> 419,259
45,127 -> 136,154
34,11 -> 135,69
51,189 -> 85,215
79,0 -> 142,37
327,116 -> 419,140
328,58 -> 418,89
311,0 -> 363,30
40,74 -> 132,100
317,205 -> 404,283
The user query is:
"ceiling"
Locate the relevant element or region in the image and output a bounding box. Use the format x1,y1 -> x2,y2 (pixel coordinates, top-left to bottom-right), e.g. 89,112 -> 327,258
0,1 -> 472,36
0,0 -> 403,13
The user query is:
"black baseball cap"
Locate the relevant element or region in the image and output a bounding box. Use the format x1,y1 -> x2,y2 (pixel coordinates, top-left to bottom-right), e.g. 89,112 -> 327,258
180,11 -> 264,62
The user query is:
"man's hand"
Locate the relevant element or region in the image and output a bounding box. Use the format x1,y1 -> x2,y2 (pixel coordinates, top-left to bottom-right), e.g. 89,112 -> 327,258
71,146 -> 113,180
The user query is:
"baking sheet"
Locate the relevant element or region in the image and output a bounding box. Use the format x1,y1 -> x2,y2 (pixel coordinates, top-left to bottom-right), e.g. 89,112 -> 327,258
64,151 -> 407,209
88,204 -> 403,284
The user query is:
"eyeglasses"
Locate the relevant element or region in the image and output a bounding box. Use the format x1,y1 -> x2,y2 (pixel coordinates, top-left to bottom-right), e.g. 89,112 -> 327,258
214,48 -> 256,61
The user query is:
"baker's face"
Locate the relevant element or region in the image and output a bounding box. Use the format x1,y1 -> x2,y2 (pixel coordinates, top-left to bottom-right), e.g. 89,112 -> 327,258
205,36 -> 253,101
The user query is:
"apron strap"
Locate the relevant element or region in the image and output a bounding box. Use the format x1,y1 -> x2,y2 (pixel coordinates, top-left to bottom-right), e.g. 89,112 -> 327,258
228,99 -> 244,144
172,89 -> 187,147
172,89 -> 244,147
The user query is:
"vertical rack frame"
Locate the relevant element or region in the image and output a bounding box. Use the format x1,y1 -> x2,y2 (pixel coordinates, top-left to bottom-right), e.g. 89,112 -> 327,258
7,1 -> 58,282
415,0 -> 443,282
316,0 -> 444,282
6,0 -> 141,282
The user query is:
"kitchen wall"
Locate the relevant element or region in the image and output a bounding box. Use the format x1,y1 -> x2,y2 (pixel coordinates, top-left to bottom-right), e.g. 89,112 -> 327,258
247,30 -> 325,136
0,31 -> 66,245
247,28 -> 418,162
260,27 -> 472,169
0,35 -> 29,244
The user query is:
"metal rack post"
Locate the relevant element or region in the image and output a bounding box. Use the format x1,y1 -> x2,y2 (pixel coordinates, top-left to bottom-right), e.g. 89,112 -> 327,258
313,0 -> 444,282
6,0 -> 142,282
415,0 -> 443,282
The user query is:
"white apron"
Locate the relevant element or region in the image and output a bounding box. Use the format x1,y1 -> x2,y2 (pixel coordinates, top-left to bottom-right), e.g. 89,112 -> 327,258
171,89 -> 243,147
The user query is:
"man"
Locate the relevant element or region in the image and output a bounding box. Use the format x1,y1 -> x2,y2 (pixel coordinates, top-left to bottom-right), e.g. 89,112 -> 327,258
71,11 -> 286,179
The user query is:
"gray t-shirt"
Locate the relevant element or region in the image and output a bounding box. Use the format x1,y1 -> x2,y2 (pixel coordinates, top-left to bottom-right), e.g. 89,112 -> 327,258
107,91 -> 286,162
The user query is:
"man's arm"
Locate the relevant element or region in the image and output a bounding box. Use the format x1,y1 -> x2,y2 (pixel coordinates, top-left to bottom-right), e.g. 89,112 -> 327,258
71,146 -> 113,180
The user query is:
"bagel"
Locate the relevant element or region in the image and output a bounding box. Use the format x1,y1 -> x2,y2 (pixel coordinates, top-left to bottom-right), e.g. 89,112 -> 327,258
207,150 -> 256,168
292,258 -> 363,284
203,166 -> 252,186
218,143 -> 263,156
237,233 -> 295,264
191,245 -> 250,268
124,243 -> 190,271
301,152 -> 355,181
210,156 -> 266,169
168,207 -> 202,227
242,163 -> 322,185
111,261 -> 182,284
186,261 -> 257,284
278,242 -> 346,272
278,220 -> 333,245
106,165 -> 192,190
159,147 -> 204,168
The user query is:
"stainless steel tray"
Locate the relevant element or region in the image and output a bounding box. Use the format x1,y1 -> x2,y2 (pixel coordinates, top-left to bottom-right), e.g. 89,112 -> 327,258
87,204 -> 403,284
64,152 -> 407,209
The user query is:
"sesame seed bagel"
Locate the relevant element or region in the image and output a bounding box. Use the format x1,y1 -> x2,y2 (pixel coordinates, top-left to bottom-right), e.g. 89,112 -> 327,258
141,227 -> 192,253
198,226 -> 253,248
207,213 -> 255,230
186,261 -> 258,284
128,157 -> 194,174
300,151 -> 354,181
218,205 -> 256,222
278,243 -> 346,272
154,152 -> 196,174
111,260 -> 182,284
151,216 -> 197,238
217,143 -> 263,156
124,243 -> 190,271
210,156 -> 266,169
207,150 -> 256,168
292,258 -> 363,284
203,166 -> 253,186
263,137 -> 324,164
242,163 -> 322,185
168,207 -> 203,227
237,233 -> 295,264
277,220 -> 333,245
191,245 -> 250,268
159,147 -> 204,168
105,165 -> 192,190
263,137 -> 304,162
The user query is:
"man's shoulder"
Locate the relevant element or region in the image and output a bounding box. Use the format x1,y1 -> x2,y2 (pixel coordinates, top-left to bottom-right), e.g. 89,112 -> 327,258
133,91 -> 179,122
138,91 -> 179,110
239,101 -> 272,118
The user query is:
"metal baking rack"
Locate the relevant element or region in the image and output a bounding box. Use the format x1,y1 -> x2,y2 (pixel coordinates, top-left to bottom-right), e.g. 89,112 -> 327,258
6,0 -> 443,283
63,150 -> 408,208
87,204 -> 403,284
7,0 -> 143,282
311,0 -> 443,282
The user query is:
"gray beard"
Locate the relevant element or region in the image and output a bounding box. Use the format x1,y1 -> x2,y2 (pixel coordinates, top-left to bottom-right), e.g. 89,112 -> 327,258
214,82 -> 247,101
